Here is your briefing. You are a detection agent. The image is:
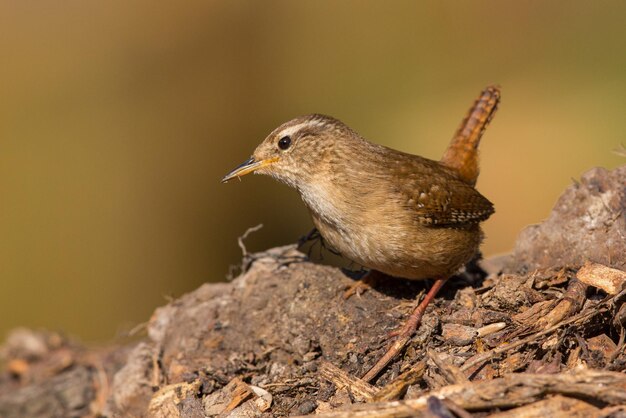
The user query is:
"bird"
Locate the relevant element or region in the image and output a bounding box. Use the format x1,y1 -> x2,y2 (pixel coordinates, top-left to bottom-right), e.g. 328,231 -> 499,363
222,86 -> 500,381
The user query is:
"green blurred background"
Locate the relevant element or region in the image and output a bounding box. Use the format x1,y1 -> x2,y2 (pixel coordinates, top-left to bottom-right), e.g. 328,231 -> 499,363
1,1 -> 624,342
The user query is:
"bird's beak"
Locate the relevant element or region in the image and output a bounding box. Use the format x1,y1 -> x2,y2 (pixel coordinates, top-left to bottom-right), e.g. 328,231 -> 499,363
221,156 -> 279,183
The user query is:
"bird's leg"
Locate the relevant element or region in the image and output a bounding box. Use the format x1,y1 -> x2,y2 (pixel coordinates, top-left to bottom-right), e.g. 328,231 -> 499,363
361,277 -> 449,382
343,269 -> 385,300
297,227 -> 321,247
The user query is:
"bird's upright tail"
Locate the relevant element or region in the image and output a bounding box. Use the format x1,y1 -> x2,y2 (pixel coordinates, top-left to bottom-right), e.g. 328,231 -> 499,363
440,85 -> 501,186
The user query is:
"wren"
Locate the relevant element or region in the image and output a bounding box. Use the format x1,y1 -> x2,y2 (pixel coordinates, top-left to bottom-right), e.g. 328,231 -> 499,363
223,86 -> 499,381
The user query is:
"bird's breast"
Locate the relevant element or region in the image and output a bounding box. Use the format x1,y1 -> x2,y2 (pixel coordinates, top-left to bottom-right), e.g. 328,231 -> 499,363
298,180 -> 404,267
298,180 -> 482,280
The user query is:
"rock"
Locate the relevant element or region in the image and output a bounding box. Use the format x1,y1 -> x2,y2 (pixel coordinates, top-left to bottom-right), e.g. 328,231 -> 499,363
508,165 -> 626,273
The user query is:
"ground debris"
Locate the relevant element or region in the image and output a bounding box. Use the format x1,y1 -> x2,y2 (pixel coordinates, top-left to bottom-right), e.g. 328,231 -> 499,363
293,369 -> 626,417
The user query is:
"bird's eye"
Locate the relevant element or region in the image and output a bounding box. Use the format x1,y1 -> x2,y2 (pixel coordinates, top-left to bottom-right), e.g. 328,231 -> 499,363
278,136 -> 291,150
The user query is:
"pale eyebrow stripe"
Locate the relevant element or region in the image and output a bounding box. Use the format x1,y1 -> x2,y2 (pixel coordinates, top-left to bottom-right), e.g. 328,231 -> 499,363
277,119 -> 327,138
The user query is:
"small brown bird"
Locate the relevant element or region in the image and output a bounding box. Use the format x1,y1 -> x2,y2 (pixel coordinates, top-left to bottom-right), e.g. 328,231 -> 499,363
223,86 -> 499,381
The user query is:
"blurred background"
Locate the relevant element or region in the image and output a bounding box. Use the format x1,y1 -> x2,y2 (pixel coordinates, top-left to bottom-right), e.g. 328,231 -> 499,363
1,1 -> 624,342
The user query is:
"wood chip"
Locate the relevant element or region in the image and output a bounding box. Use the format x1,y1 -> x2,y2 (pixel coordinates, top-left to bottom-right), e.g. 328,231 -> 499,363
486,394 -> 599,418
441,323 -> 477,346
372,362 -> 426,402
202,377 -> 254,416
566,345 -> 583,369
499,352 -> 528,374
477,322 -> 507,337
249,385 -> 272,412
318,361 -> 376,402
147,380 -> 202,418
513,300 -> 557,325
587,334 -> 617,365
577,261 -> 626,295
427,350 -> 468,385
536,279 -> 587,328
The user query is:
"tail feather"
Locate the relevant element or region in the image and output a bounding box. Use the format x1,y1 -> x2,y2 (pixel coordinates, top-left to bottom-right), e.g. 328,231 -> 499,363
440,85 -> 501,186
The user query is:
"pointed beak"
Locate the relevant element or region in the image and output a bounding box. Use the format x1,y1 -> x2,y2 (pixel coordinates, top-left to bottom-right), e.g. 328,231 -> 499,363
221,156 -> 279,183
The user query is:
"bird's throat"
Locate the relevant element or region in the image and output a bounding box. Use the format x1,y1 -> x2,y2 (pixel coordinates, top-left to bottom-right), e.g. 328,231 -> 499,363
298,181 -> 348,232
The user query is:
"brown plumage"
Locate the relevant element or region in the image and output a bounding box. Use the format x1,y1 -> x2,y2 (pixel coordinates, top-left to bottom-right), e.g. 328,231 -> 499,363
223,112 -> 494,280
223,86 -> 500,381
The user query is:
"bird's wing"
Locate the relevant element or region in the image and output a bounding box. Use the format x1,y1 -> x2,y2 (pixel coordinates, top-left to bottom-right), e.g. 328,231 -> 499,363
393,159 -> 494,227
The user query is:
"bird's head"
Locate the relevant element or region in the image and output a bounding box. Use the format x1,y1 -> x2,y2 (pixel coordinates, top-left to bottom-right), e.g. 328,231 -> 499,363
222,114 -> 353,188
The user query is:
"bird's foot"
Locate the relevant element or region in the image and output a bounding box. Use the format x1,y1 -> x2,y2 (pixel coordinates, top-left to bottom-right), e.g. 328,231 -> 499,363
385,314 -> 421,339
343,269 -> 387,300
343,272 -> 379,299
360,312 -> 422,383
361,277 -> 449,383
297,227 -> 321,247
